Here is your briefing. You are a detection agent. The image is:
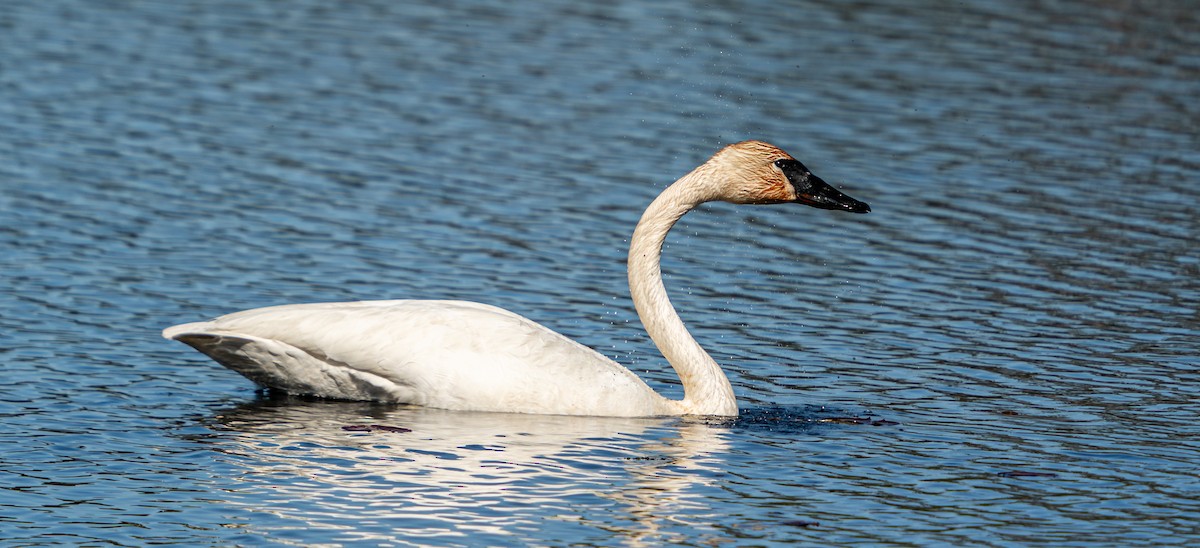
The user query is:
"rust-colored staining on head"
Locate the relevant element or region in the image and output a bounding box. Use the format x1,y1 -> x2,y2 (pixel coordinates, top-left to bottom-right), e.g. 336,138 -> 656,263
707,140 -> 799,204
715,140 -> 793,159
757,177 -> 798,203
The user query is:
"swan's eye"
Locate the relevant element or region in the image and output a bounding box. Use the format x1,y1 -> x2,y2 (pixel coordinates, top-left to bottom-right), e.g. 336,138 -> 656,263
775,158 -> 810,177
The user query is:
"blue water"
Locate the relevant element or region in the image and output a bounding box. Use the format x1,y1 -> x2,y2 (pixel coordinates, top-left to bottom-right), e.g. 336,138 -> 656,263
2,0 -> 1198,545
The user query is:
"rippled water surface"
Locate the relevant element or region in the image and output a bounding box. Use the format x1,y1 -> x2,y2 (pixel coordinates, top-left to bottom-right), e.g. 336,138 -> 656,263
2,0 -> 1198,545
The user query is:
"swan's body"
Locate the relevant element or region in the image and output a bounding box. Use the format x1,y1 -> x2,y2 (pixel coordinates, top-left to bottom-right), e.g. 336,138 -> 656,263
165,299 -> 678,416
164,140 -> 869,417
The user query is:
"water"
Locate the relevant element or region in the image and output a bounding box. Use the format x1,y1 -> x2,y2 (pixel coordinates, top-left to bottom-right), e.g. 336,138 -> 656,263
1,0 -> 1197,545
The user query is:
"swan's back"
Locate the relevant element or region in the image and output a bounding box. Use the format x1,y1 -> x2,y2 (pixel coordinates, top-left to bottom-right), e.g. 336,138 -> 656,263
164,300 -> 674,416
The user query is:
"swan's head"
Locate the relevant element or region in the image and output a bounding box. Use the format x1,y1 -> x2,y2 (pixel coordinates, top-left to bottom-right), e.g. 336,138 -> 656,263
704,140 -> 870,213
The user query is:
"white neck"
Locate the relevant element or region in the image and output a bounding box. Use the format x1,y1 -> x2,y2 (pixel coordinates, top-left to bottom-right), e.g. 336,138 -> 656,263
627,169 -> 738,416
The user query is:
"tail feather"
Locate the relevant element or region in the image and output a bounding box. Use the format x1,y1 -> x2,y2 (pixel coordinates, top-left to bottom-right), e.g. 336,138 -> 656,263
162,323 -> 409,402
162,321 -> 213,340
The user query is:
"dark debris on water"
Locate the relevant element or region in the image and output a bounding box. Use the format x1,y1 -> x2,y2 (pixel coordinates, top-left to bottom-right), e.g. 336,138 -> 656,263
782,520 -> 820,528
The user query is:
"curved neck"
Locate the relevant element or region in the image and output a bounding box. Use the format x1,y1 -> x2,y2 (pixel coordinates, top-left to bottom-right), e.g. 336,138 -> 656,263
627,170 -> 737,416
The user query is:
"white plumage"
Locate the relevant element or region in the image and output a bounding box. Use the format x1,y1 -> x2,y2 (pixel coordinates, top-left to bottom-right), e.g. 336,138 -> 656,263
165,300 -> 670,416
164,140 -> 869,417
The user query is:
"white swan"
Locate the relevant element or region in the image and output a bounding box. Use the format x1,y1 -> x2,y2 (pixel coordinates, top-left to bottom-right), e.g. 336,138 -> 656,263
163,140 -> 869,417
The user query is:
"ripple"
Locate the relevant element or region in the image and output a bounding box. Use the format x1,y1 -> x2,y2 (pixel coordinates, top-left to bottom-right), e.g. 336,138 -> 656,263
1,0 -> 1198,545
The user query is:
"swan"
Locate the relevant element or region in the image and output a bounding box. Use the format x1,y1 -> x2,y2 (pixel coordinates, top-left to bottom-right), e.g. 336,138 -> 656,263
163,140 -> 869,417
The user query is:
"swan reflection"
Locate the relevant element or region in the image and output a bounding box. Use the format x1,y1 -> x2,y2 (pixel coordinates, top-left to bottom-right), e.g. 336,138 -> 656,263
205,397 -> 731,545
